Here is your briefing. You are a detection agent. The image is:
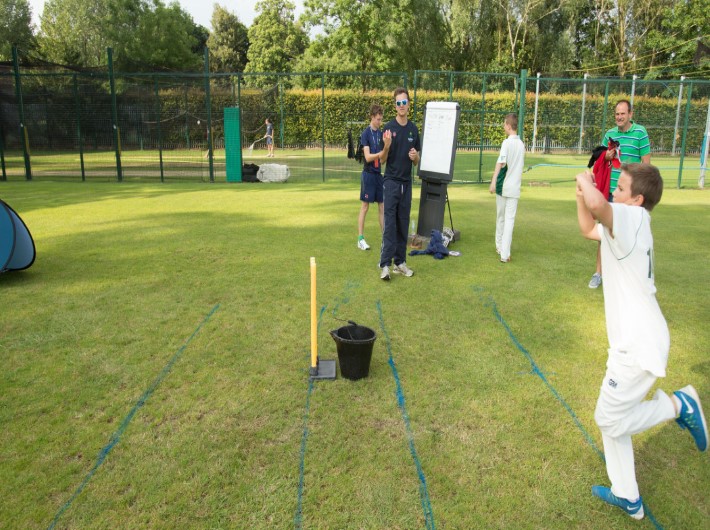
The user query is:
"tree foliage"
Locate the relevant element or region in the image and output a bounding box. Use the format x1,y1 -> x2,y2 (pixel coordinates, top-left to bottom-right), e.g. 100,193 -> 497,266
299,0 -> 448,75
245,0 -> 308,83
309,0 -> 710,79
0,0 -> 35,60
38,0 -> 203,70
207,4 -> 249,72
23,0 -> 709,79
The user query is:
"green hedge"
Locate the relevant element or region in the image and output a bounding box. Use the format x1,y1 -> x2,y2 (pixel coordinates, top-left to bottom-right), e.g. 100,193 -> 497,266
7,79 -> 709,152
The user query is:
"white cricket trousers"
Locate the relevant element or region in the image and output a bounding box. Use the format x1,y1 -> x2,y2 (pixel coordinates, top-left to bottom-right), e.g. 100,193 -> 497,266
495,195 -> 518,261
594,349 -> 676,500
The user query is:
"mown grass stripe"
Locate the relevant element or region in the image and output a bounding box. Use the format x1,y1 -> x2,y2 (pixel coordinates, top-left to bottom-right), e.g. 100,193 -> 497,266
48,304 -> 220,530
294,376 -> 314,530
377,300 -> 435,530
296,282 -> 355,529
476,287 -> 665,530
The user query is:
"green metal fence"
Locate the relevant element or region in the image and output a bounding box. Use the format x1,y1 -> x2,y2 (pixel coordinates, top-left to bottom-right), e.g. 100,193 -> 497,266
525,74 -> 710,187
1,47 -> 709,187
0,47 -> 406,183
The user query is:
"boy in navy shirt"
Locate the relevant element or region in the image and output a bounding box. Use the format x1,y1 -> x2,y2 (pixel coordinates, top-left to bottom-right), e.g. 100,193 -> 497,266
357,104 -> 391,250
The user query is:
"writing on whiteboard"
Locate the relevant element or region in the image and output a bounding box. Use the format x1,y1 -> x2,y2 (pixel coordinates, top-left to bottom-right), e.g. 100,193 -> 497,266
419,101 -> 459,176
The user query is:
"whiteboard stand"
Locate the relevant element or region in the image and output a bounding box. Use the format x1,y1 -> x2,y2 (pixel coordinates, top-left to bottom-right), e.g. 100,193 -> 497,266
416,102 -> 461,238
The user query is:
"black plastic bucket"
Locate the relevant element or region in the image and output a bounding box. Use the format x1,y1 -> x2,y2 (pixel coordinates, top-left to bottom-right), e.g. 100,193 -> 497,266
330,324 -> 377,380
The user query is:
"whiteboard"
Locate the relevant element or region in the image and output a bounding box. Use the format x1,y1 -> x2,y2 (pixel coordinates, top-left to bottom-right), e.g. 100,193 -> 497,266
418,101 -> 460,181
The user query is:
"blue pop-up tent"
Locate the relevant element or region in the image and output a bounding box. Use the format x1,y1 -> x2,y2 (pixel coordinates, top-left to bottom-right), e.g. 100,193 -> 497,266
1,199 -> 36,273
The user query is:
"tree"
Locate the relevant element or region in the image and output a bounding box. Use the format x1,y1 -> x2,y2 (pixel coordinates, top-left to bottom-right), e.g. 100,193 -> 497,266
300,0 -> 448,76
191,23 -> 210,57
495,0 -> 567,72
445,0 -> 501,72
245,0 -> 308,83
0,0 -> 35,60
38,0 -> 203,70
642,0 -> 710,79
207,3 -> 249,72
107,0 -> 203,71
39,0 -> 111,66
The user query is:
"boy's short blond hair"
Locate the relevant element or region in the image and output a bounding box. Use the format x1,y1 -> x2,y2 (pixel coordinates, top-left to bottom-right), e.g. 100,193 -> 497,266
623,163 -> 663,212
504,113 -> 518,130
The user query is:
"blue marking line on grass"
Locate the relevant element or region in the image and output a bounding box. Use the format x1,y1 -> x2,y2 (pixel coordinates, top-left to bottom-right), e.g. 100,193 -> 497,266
47,303 -> 220,530
330,280 -> 359,318
377,300 -> 436,530
296,281 -> 354,528
473,287 -> 665,530
294,376 -> 314,529
295,302 -> 327,529
472,287 -> 603,456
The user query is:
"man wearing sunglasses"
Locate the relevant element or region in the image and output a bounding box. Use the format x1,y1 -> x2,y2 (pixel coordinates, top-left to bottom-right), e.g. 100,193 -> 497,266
378,87 -> 421,281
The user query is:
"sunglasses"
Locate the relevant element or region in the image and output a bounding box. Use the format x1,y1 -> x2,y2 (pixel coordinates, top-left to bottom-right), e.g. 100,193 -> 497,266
395,99 -> 408,107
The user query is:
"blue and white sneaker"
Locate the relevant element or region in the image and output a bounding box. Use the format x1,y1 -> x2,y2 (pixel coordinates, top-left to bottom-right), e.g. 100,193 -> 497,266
591,486 -> 644,520
674,385 -> 708,452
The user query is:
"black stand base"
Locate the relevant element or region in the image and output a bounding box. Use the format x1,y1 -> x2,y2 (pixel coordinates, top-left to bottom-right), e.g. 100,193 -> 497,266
417,180 -> 448,236
309,359 -> 337,380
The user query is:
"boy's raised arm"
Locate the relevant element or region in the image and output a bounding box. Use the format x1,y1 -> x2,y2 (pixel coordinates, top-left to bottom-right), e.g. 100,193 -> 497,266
576,171 -> 613,240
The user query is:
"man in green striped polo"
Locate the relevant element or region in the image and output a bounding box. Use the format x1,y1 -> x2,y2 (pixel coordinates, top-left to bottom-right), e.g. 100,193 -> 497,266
589,99 -> 651,289
602,100 -> 651,193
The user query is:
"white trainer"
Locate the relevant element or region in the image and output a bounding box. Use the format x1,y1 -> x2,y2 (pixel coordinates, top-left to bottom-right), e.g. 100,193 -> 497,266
393,262 -> 414,277
588,273 -> 602,289
380,265 -> 390,281
358,238 -> 370,250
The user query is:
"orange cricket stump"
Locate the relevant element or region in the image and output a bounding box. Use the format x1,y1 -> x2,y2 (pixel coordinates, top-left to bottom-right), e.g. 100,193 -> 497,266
309,257 -> 336,380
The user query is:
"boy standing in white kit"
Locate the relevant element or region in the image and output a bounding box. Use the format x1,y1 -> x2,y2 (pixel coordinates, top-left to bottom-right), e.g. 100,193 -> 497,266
489,113 -> 524,263
575,163 -> 707,520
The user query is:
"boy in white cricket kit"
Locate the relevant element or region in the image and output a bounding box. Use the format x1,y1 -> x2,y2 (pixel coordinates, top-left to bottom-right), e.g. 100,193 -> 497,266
576,163 -> 707,520
489,113 -> 524,262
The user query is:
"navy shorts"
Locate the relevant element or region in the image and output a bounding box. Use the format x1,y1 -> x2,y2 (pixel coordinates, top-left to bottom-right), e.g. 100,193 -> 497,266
360,171 -> 384,203
266,137 -> 273,145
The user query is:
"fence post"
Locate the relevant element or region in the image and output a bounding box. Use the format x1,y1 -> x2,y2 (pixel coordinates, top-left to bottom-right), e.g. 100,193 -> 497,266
12,47 -> 31,180
412,71 -> 418,123
321,73 -> 325,182
153,76 -> 164,182
630,74 -> 637,108
478,74 -> 487,183
672,75 -> 685,155
518,69 -> 527,140
236,74 -> 242,152
108,48 -> 122,182
279,78 -> 284,148
72,74 -> 85,181
677,81 -> 693,189
44,94 -> 52,150
449,71 -> 453,100
203,47 -> 214,182
184,84 -> 190,149
531,72 -> 540,153
578,72 -> 588,154
700,94 -> 710,189
600,80 -> 610,142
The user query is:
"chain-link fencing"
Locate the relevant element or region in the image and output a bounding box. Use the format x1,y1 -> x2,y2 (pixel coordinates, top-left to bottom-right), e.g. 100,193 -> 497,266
1,49 -> 708,187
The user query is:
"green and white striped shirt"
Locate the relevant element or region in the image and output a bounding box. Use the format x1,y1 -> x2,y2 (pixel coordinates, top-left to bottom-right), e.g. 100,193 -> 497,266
602,122 -> 651,193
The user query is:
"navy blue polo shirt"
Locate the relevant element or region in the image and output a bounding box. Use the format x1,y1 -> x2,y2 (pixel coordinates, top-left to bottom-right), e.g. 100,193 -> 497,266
383,119 -> 420,182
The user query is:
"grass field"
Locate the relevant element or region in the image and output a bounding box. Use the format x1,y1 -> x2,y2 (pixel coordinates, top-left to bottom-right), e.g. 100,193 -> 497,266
1,148 -> 706,188
1,179 -> 708,529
